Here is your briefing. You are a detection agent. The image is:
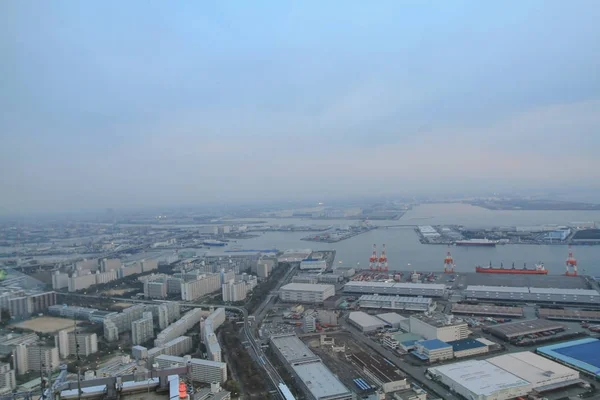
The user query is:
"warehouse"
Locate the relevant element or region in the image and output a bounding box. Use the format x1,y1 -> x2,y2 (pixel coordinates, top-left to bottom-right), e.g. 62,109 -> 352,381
487,352 -> 580,392
270,334 -> 353,400
279,283 -> 335,303
537,338 -> 600,378
485,319 -> 565,342
412,339 -> 453,362
428,360 -> 532,400
358,295 -> 433,312
344,281 -> 445,298
465,285 -> 600,305
447,338 -> 489,358
538,308 -> 600,322
374,312 -> 407,330
348,311 -> 385,332
451,303 -> 523,317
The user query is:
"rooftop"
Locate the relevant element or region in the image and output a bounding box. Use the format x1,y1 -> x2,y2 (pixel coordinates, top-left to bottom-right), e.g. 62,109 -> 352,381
292,361 -> 352,400
410,313 -> 466,328
466,285 -> 599,296
270,334 -> 319,364
428,360 -> 531,396
537,338 -> 600,376
280,283 -> 334,292
418,339 -> 451,351
375,312 -> 407,324
451,303 -> 523,316
447,338 -> 487,352
487,318 -> 565,338
487,352 -> 578,386
348,311 -> 385,328
359,295 -> 432,304
345,281 -> 445,290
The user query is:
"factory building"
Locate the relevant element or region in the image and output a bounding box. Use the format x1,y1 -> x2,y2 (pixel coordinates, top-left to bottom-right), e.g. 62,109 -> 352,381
270,334 -> 353,400
428,360 -> 531,400
545,227 -> 571,240
412,339 -> 453,362
451,303 -> 524,317
487,352 -> 579,393
409,314 -> 469,342
348,311 -> 385,332
344,281 -> 445,298
279,283 -> 335,303
465,285 -> 600,305
374,312 -> 407,330
358,295 -> 433,312
485,319 -> 565,342
537,338 -> 600,378
382,332 -> 423,351
447,338 -> 489,358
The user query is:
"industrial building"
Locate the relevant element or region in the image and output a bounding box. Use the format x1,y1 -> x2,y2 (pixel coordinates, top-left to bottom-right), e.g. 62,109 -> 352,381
349,352 -> 408,393
451,303 -> 524,317
428,360 -> 531,400
299,258 -> 327,270
374,312 -> 407,330
464,285 -> 600,305
358,295 -> 434,312
412,339 -> 453,362
279,283 -> 335,303
487,352 -> 580,393
485,319 -> 565,342
383,332 -> 423,351
344,281 -> 445,297
537,338 -> 600,378
348,311 -> 385,332
447,338 -> 488,358
409,314 -> 469,342
270,334 -> 353,400
538,308 -> 600,322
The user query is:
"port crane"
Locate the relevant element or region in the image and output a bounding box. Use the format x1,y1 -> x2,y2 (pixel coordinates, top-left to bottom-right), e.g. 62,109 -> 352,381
443,249 -> 455,274
565,245 -> 578,276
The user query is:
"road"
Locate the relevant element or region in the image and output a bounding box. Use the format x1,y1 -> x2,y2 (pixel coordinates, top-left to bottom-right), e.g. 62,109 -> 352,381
254,264 -> 297,327
339,319 -> 459,400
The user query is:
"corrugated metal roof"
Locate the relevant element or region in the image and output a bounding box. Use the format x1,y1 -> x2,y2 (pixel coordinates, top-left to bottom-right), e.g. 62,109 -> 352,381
359,295 -> 432,304
349,311 -> 385,328
418,339 -> 451,350
375,312 -> 408,324
281,283 -> 334,292
447,338 -> 487,352
487,352 -> 579,387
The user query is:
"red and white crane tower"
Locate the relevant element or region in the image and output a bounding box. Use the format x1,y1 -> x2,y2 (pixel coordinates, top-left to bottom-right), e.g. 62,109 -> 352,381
379,244 -> 388,272
369,244 -> 378,271
565,245 -> 578,276
444,248 -> 455,274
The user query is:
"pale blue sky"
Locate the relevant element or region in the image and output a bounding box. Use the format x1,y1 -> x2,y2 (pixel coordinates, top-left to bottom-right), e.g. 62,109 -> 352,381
1,1 -> 599,213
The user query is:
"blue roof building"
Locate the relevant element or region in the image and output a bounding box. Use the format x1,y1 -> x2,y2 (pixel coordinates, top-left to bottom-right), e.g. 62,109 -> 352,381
412,339 -> 453,362
447,338 -> 489,358
537,338 -> 600,378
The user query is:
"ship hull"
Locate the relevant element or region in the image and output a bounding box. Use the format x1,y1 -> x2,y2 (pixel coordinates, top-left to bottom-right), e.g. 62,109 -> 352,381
475,267 -> 547,275
456,242 -> 496,247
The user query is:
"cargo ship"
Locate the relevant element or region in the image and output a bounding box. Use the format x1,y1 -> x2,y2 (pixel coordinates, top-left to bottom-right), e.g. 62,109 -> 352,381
455,238 -> 498,247
475,262 -> 548,275
203,239 -> 226,247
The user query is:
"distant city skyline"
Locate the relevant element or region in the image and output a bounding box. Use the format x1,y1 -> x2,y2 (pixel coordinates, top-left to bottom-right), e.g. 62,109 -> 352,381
1,1 -> 599,214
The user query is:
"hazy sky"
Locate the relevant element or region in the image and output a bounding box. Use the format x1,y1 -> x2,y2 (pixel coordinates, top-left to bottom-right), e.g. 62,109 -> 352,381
1,1 -> 600,214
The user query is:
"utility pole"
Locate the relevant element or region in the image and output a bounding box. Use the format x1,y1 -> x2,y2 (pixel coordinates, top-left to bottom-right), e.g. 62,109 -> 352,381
74,316 -> 82,400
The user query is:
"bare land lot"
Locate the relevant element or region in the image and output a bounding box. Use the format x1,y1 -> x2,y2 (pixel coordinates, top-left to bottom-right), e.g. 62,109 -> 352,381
10,316 -> 80,333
